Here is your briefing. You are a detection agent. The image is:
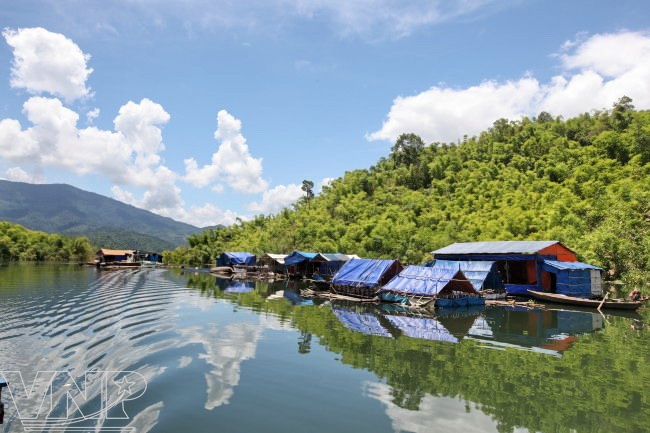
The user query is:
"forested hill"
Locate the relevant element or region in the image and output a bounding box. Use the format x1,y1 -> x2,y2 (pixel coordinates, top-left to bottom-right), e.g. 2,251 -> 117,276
167,98 -> 649,283
0,181 -> 201,251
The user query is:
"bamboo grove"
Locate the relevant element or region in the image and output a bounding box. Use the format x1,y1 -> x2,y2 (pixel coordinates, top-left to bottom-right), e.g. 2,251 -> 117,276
166,97 -> 650,285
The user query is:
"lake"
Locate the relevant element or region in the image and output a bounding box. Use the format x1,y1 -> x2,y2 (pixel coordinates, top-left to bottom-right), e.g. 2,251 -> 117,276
0,264 -> 648,433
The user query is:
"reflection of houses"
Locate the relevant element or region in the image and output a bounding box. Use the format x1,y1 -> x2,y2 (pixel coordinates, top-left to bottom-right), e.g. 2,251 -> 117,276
431,241 -> 602,297
467,306 -> 604,356
331,258 -> 403,298
380,266 -> 484,308
332,307 -> 393,337
216,252 -> 257,267
384,315 -> 459,343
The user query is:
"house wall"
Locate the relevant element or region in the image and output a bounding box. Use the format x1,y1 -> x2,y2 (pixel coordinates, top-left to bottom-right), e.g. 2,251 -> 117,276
538,244 -> 577,262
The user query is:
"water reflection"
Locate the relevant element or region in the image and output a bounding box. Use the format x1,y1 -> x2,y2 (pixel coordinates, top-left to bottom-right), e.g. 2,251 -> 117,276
329,302 -> 606,356
1,266 -> 648,433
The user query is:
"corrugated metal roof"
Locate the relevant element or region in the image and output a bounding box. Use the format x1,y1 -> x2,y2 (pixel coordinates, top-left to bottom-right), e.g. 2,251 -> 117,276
432,241 -> 560,255
260,253 -> 287,264
543,260 -> 602,271
321,253 -> 349,262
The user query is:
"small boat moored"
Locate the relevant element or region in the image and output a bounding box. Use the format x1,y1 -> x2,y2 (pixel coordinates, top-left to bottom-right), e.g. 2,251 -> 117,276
527,290 -> 645,311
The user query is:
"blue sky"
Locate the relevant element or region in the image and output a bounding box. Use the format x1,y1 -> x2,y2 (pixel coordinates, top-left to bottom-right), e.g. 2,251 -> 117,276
1,0 -> 649,227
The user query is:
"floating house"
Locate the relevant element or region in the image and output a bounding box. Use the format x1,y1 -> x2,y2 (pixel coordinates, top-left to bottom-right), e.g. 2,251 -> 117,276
216,252 -> 257,267
331,258 -> 403,298
134,250 -> 164,265
258,253 -> 287,274
426,260 -> 504,292
380,266 -> 484,308
318,253 -> 352,276
284,251 -> 328,278
540,260 -> 603,298
95,249 -> 136,266
431,241 -> 602,297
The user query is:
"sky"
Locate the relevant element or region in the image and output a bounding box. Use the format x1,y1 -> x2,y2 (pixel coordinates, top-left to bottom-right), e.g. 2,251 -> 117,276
1,1 -> 649,228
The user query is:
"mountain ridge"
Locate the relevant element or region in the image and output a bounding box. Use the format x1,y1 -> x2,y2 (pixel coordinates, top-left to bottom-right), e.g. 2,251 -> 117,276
0,180 -> 203,251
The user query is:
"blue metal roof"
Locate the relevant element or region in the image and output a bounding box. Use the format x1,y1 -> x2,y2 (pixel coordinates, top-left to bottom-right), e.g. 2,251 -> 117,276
543,260 -> 602,271
432,241 -> 560,255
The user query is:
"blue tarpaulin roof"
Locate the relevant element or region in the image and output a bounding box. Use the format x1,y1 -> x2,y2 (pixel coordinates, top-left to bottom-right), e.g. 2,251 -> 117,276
432,241 -> 561,255
332,258 -> 400,287
284,251 -> 325,266
381,266 -> 478,297
332,307 -> 392,337
217,252 -> 256,266
542,260 -> 602,271
384,315 -> 459,343
428,260 -> 504,291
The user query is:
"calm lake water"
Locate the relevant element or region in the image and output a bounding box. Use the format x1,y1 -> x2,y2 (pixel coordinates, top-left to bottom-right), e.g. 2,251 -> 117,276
0,263 -> 648,433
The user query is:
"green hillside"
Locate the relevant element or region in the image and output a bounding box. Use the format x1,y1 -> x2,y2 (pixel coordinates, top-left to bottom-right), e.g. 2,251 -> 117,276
166,98 -> 649,284
0,181 -> 201,251
0,221 -> 93,261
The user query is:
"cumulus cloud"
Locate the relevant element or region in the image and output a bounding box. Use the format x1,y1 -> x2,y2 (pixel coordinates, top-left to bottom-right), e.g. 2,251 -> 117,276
368,30 -> 650,144
247,183 -> 303,214
3,27 -> 93,103
4,167 -> 44,183
183,110 -> 268,194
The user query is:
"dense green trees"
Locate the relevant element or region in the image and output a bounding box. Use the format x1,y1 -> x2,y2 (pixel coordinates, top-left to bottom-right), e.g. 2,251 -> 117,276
166,100 -> 649,285
0,222 -> 93,262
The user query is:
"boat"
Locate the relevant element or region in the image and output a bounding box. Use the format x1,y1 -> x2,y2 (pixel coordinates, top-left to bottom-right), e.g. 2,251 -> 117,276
527,290 -> 645,311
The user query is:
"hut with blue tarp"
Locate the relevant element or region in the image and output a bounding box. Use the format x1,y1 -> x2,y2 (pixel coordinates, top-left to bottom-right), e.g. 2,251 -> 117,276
541,260 -> 603,298
426,260 -> 504,291
284,251 -> 327,278
380,266 -> 484,308
216,252 -> 257,267
431,241 -> 586,296
318,253 -> 351,276
332,307 -> 392,338
331,258 -> 403,298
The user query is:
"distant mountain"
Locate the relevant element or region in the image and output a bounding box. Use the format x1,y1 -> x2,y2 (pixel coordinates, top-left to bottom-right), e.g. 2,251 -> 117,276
0,180 -> 204,251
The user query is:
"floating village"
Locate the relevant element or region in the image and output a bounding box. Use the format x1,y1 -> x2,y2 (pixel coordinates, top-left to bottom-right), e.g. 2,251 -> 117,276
92,240 -> 647,312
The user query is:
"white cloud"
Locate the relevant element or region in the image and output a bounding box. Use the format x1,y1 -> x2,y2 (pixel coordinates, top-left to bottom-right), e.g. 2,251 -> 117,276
247,183 -> 303,214
368,30 -> 650,144
4,167 -> 44,183
183,110 -> 268,194
38,0 -> 500,41
288,0 -> 495,39
3,27 -> 93,103
86,108 -> 100,123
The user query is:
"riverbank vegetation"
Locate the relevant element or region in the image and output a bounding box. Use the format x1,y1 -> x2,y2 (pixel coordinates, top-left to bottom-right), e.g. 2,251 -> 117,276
0,221 -> 93,262
166,97 -> 649,284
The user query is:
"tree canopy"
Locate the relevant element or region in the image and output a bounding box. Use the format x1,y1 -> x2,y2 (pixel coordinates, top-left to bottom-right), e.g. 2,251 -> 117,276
0,221 -> 93,262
